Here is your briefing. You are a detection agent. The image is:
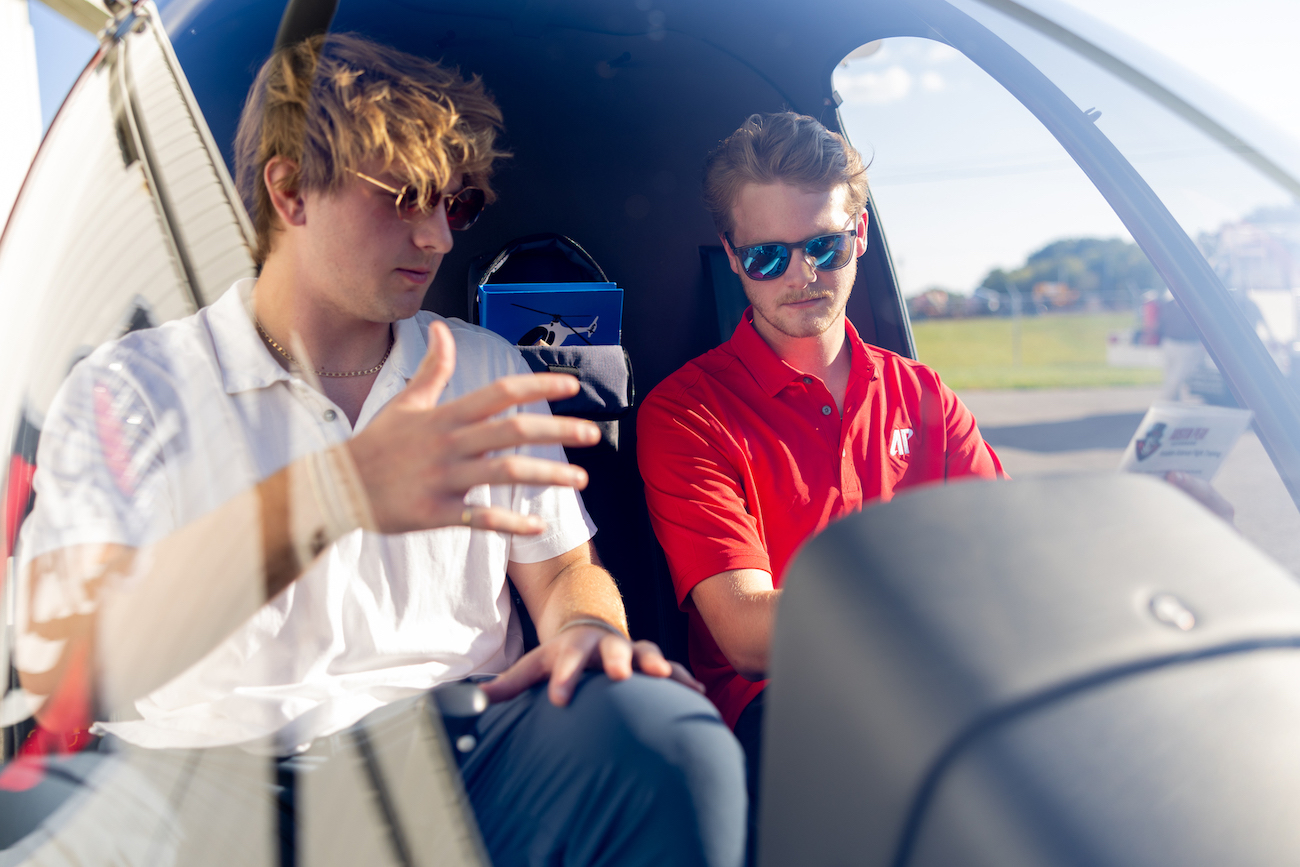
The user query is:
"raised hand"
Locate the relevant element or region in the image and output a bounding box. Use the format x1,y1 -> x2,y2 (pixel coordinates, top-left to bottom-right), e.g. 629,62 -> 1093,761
347,320 -> 601,534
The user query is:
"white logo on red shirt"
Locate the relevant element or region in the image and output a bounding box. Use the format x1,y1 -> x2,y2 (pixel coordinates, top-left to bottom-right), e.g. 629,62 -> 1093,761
889,427 -> 914,457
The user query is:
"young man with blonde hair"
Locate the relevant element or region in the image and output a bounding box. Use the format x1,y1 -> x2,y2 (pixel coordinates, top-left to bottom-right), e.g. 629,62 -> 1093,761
638,111 -> 1005,853
18,33 -> 744,865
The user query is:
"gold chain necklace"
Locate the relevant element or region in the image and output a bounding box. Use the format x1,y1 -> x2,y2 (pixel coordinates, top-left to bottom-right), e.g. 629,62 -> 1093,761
256,319 -> 394,378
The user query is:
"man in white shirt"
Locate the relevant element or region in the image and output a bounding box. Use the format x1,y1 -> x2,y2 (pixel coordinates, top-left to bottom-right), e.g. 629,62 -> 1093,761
15,33 -> 744,866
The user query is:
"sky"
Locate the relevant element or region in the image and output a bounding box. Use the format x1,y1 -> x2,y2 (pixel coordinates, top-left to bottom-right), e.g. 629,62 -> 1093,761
1080,0 -> 1300,144
832,0 -> 1300,296
20,0 -> 1300,296
27,0 -> 96,130
1,0 -> 40,221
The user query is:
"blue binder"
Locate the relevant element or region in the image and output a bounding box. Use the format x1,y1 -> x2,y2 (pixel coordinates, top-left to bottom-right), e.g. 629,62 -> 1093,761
478,282 -> 623,346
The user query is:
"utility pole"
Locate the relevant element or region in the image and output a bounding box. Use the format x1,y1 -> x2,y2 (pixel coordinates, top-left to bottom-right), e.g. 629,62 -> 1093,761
1010,285 -> 1023,367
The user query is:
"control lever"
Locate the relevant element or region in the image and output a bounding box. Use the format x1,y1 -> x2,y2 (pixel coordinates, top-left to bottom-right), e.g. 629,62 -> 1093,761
432,681 -> 489,761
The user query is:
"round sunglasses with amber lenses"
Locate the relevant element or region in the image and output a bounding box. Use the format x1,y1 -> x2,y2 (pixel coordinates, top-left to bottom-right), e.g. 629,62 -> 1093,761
349,169 -> 487,230
724,221 -> 862,281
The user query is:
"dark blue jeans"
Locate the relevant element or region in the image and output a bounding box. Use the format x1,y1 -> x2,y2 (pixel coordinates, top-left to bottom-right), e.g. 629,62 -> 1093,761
461,672 -> 747,867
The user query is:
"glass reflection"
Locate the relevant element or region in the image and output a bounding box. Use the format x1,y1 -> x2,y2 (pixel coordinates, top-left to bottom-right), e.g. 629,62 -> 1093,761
834,30 -> 1300,574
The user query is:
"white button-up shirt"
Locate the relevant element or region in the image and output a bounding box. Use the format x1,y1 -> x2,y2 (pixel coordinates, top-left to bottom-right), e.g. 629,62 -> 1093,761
18,279 -> 595,751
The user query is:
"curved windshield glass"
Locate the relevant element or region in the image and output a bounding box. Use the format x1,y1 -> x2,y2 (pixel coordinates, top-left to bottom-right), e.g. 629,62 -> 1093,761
6,0 -> 1298,860
834,26 -> 1300,576
0,10 -> 488,862
948,0 -> 1300,359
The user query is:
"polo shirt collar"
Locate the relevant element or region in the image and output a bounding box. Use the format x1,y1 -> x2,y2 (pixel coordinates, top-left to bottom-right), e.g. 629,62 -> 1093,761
209,279 -> 434,395
731,310 -> 796,397
389,311 -> 431,383
353,312 -> 429,430
730,307 -> 877,396
842,317 -> 879,382
210,279 -> 293,395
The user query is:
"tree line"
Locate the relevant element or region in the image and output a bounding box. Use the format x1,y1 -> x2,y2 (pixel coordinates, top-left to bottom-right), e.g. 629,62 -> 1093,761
909,237 -> 1164,319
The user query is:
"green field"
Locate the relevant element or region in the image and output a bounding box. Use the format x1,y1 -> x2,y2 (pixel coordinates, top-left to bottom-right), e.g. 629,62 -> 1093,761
911,312 -> 1163,390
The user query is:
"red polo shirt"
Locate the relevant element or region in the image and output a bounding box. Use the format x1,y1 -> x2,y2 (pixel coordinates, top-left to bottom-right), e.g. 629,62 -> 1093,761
638,311 -> 1004,728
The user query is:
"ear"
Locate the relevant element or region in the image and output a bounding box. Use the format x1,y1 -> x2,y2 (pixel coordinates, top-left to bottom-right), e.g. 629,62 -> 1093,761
264,157 -> 307,229
720,233 -> 742,277
854,209 -> 870,258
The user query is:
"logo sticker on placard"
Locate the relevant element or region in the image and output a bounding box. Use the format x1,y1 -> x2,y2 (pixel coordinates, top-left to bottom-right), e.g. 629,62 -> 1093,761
1119,403 -> 1251,481
1134,422 -> 1166,461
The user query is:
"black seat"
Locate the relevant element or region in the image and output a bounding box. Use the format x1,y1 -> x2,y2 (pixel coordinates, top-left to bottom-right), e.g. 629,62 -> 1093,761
467,234 -> 687,662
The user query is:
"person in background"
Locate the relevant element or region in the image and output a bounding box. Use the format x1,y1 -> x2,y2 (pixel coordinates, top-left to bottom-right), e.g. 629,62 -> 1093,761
1157,292 -> 1209,400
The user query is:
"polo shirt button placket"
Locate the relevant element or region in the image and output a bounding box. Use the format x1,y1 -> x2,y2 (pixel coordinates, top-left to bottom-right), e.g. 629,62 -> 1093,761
821,405 -> 833,416
323,409 -> 337,423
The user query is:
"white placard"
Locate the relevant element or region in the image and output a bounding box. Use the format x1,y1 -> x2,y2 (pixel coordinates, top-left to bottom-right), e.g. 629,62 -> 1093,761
1118,402 -> 1253,480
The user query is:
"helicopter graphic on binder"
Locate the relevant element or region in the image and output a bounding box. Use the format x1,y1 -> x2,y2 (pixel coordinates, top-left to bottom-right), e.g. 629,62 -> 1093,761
514,304 -> 600,347
477,282 -> 623,346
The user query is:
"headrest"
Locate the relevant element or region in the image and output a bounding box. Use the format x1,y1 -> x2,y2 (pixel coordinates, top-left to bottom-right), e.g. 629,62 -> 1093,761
468,233 -> 608,320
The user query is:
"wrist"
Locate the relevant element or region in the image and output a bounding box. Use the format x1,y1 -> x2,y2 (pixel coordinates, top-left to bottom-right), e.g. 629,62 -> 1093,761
557,616 -> 628,640
288,444 -> 378,564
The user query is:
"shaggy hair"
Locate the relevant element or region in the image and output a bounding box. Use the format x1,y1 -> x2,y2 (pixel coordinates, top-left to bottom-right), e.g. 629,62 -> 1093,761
702,112 -> 869,236
234,33 -> 507,265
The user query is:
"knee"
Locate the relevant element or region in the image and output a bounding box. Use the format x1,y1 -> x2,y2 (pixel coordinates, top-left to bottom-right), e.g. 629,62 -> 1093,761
472,674 -> 747,867
572,674 -> 747,833
572,673 -> 743,781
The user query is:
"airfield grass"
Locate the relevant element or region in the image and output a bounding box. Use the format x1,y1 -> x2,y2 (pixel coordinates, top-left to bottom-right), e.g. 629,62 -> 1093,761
911,311 -> 1163,390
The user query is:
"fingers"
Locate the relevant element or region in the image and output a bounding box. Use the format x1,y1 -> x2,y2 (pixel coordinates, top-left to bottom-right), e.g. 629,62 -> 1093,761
445,412 -> 601,459
630,639 -> 671,678
480,649 -> 548,704
401,321 -> 457,411
481,635 -> 707,710
548,642 -> 591,707
433,372 -> 583,429
668,661 -> 705,693
627,640 -> 704,692
440,453 -> 588,494
462,506 -> 547,536
482,629 -> 609,707
403,456 -> 588,534
599,634 -> 634,683
1165,470 -> 1236,524
399,327 -> 581,423
354,324 -> 604,538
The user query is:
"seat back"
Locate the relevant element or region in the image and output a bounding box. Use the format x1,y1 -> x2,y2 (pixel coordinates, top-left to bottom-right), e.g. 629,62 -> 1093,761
469,234 -> 686,658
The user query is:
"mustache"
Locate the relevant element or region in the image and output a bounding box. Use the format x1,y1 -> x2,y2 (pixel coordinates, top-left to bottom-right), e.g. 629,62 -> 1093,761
777,291 -> 833,305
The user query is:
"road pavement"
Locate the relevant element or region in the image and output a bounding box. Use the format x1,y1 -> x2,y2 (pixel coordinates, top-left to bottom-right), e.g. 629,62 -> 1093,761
960,386 -> 1300,576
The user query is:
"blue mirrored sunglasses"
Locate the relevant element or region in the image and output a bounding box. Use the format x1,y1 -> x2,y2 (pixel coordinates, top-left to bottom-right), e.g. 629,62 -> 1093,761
724,224 -> 861,281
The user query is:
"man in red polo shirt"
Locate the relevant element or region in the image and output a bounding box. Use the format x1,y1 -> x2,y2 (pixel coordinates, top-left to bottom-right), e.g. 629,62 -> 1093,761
637,112 -> 1005,850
